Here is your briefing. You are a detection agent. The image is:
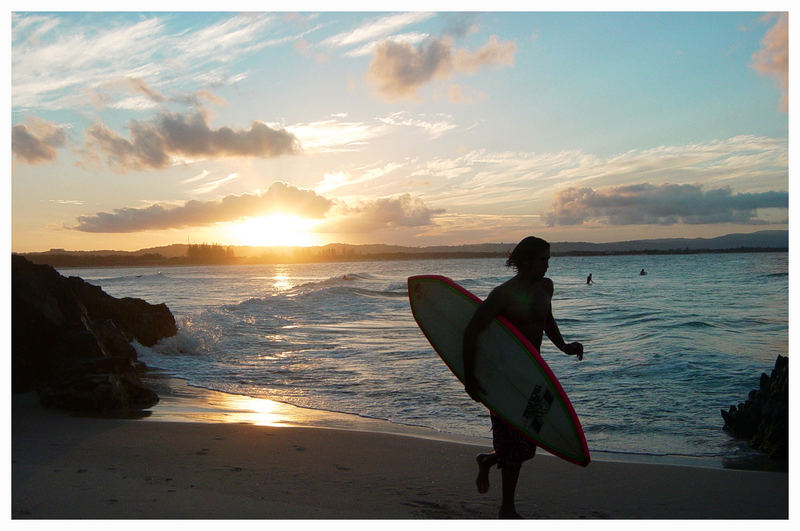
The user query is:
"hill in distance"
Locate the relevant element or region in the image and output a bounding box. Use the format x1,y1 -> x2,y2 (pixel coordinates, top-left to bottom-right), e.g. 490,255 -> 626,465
21,230 -> 787,263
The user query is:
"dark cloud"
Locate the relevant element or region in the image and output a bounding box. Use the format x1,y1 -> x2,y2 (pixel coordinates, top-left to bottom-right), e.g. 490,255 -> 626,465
367,38 -> 453,101
12,121 -> 66,164
546,183 -> 788,226
73,182 -> 332,233
84,111 -> 300,171
367,35 -> 515,101
322,194 -> 444,233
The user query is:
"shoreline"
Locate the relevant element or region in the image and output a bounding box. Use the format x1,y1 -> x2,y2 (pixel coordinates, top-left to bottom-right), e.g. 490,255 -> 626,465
12,389 -> 789,519
139,370 -> 490,448
139,369 -> 781,473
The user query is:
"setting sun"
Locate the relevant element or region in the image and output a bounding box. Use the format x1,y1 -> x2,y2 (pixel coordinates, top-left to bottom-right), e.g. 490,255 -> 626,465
229,214 -> 320,247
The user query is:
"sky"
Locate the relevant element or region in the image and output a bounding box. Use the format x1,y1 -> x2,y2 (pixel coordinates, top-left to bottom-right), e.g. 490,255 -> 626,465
9,7 -> 791,252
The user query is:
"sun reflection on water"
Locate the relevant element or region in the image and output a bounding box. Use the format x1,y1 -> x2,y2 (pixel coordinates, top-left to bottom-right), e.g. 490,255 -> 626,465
272,273 -> 292,291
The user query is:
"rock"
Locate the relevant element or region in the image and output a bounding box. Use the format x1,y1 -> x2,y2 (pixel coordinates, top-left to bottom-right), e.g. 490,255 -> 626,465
11,254 -> 177,415
721,355 -> 788,459
66,277 -> 176,346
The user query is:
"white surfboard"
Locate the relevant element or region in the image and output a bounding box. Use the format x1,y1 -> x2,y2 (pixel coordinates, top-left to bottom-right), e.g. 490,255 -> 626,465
408,274 -> 590,467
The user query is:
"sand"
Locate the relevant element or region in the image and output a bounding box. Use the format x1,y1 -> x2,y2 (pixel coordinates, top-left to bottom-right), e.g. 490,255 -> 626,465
11,389 -> 788,519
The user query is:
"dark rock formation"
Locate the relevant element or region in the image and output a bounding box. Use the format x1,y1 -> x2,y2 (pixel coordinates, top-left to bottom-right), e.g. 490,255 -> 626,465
11,254 -> 177,415
721,355 -> 788,459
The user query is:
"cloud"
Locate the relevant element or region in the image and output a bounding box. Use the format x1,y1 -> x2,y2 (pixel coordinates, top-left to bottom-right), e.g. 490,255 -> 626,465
453,35 -> 516,73
321,12 -> 434,49
12,13 -> 311,111
191,173 -> 240,195
12,118 -> 67,164
125,77 -> 165,103
377,111 -> 457,138
181,170 -> 211,185
287,118 -> 387,153
87,76 -> 228,111
315,162 -> 404,194
367,35 -> 516,101
751,13 -> 788,110
344,32 -> 429,58
545,183 -> 788,226
72,182 -> 441,237
172,13 -> 276,61
13,16 -> 167,109
320,194 -> 444,234
73,182 -> 333,233
441,13 -> 480,39
367,38 -> 454,101
404,135 -> 787,219
83,111 -> 300,171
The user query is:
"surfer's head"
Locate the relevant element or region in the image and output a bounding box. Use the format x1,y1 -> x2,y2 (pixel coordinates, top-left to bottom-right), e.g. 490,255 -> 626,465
506,236 -> 550,275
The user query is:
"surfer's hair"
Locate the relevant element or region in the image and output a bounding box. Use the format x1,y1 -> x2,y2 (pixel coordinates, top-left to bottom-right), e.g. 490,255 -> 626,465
506,236 -> 550,270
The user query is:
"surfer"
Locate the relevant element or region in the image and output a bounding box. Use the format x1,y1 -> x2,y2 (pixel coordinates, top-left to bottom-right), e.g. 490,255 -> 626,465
640,268 -> 647,276
463,236 -> 584,519
586,273 -> 593,285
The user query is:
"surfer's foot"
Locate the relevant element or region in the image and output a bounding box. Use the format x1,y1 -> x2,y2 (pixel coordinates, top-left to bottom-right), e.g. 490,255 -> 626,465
499,507 -> 524,519
475,453 -> 496,494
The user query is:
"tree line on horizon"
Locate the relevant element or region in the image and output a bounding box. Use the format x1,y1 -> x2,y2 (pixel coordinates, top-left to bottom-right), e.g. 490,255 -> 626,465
15,241 -> 788,268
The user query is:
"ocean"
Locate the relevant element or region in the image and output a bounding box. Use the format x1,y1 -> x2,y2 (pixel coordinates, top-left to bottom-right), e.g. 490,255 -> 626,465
59,252 -> 788,469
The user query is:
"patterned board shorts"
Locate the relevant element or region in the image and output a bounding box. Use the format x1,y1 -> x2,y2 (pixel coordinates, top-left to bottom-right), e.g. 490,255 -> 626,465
490,412 -> 536,469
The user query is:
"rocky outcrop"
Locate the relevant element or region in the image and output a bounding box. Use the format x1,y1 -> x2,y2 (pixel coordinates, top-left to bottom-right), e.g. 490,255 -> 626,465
11,254 -> 177,415
721,355 -> 788,459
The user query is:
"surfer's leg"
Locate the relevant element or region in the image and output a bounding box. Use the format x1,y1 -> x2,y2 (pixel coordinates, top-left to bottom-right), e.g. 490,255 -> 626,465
499,463 -> 523,519
475,452 -> 497,493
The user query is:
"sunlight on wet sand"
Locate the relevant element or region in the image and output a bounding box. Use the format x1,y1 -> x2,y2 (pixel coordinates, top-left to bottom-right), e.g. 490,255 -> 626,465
140,371 -> 488,446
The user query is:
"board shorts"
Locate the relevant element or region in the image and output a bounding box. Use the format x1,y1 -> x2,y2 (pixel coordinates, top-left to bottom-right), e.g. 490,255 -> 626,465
491,412 -> 536,469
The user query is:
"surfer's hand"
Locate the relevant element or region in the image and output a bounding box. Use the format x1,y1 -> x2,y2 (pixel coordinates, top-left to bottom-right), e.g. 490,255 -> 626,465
564,342 -> 583,361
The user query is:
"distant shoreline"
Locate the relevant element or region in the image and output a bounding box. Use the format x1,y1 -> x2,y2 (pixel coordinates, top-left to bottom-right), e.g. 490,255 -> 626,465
17,246 -> 788,268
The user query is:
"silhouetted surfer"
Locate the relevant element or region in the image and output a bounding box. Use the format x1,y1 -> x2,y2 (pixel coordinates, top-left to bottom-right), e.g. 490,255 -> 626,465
586,273 -> 593,285
462,236 -> 584,519
640,268 -> 647,276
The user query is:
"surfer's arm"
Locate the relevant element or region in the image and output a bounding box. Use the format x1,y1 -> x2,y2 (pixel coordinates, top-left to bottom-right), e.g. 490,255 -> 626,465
544,312 -> 583,360
462,290 -> 504,400
543,280 -> 584,360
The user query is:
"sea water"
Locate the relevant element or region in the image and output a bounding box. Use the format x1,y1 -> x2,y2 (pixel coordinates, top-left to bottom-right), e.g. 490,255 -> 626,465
59,252 -> 788,468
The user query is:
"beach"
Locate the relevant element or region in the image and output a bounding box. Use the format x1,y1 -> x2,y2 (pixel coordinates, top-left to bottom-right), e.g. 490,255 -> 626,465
12,387 -> 788,519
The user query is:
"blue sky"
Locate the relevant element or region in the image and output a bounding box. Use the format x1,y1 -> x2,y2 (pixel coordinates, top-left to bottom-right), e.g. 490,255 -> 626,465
10,8 -> 790,251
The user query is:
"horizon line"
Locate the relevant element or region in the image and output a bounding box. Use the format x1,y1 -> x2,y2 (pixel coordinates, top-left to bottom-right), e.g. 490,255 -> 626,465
13,229 -> 787,255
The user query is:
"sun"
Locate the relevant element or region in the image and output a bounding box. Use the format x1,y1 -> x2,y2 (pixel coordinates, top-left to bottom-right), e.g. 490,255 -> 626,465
229,214 -> 320,247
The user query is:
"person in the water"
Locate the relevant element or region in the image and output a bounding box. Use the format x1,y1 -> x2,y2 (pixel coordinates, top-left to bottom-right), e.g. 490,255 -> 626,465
462,236 -> 584,519
586,273 -> 593,285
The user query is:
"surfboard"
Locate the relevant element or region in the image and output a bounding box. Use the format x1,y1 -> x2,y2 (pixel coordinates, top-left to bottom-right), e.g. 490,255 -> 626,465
407,274 -> 590,467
